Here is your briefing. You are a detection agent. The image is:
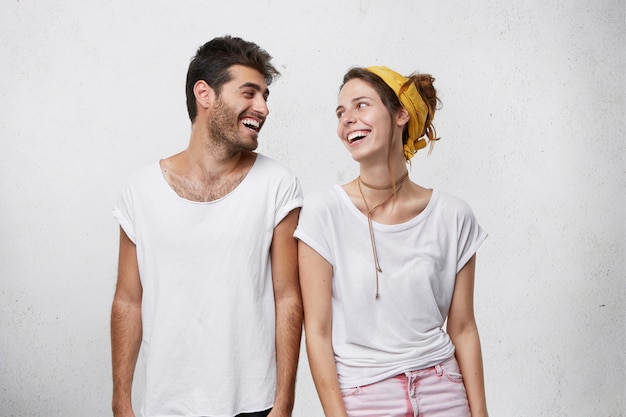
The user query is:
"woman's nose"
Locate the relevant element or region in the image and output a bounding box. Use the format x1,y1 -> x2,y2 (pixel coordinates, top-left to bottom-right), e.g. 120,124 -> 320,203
342,110 -> 356,125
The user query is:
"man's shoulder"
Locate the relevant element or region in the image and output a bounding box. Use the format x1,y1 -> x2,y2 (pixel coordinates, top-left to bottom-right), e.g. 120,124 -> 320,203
255,153 -> 290,169
119,162 -> 161,191
253,153 -> 298,179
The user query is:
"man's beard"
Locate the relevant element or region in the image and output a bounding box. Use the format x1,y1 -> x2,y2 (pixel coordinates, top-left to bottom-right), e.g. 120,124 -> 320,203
207,97 -> 258,156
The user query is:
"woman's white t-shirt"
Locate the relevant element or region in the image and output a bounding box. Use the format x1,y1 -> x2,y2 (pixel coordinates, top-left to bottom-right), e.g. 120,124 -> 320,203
294,186 -> 486,388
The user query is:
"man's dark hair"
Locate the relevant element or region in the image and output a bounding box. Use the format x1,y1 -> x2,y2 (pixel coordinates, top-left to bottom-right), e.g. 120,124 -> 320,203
185,35 -> 280,122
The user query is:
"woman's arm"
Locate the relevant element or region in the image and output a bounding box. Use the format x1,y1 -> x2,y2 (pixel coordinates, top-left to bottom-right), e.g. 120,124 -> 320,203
298,241 -> 348,417
447,255 -> 489,417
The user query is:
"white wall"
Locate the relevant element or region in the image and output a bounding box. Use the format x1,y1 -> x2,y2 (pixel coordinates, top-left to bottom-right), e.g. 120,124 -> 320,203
1,1 -> 623,416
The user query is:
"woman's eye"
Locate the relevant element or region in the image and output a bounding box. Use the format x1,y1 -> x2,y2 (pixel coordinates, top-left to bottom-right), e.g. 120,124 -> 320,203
357,102 -> 367,109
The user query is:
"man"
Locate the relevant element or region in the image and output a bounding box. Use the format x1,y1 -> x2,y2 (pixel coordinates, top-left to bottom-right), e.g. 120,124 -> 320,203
111,36 -> 303,417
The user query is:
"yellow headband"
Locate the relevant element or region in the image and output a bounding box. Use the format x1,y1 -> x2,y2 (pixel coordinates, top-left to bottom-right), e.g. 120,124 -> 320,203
365,66 -> 428,160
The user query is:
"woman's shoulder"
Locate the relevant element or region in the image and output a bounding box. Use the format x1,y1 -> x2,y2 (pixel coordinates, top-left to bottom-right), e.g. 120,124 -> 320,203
431,189 -> 477,218
301,184 -> 347,213
303,184 -> 343,204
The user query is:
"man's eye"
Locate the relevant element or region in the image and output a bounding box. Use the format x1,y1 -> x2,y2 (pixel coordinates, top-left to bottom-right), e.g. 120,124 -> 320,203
336,111 -> 344,119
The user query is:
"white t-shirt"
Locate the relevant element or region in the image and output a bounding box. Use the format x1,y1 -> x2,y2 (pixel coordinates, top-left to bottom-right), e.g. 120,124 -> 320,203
113,154 -> 303,417
294,186 -> 486,388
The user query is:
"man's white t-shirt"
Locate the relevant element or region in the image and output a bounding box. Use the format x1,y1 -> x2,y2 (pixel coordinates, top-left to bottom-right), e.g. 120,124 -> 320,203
114,154 -> 303,417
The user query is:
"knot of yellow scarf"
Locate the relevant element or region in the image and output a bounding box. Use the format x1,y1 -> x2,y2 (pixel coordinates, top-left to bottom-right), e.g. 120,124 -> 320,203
365,66 -> 428,160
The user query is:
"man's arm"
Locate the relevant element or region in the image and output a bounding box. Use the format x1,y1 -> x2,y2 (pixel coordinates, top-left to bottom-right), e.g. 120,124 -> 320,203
269,208 -> 303,417
111,227 -> 143,417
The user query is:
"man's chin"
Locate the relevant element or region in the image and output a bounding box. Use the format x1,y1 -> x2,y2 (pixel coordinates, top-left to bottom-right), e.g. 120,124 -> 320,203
243,133 -> 259,151
240,140 -> 259,152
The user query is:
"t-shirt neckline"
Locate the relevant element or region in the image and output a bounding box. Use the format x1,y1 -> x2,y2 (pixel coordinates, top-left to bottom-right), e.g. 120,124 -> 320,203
334,184 -> 439,231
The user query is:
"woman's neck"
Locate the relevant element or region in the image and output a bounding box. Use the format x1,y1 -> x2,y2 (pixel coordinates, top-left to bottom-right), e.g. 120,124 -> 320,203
358,161 -> 409,191
359,170 -> 409,191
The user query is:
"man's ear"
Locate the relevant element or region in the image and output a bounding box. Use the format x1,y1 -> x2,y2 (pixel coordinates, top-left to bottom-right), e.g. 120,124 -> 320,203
194,80 -> 216,111
395,108 -> 411,127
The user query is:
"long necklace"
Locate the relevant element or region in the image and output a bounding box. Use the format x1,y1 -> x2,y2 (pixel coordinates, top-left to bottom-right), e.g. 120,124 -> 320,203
357,171 -> 409,299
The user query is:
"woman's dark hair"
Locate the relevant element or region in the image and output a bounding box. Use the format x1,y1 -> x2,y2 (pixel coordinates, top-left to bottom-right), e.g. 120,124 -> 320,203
185,35 -> 280,122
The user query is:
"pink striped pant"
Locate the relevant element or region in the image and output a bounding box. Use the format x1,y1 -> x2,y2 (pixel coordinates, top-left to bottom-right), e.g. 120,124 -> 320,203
340,357 -> 471,417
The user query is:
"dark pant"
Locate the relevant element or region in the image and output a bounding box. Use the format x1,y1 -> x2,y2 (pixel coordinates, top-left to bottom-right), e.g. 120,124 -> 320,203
235,409 -> 271,417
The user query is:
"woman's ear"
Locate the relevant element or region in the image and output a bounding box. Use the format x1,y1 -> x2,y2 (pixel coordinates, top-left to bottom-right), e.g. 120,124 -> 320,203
395,107 -> 411,127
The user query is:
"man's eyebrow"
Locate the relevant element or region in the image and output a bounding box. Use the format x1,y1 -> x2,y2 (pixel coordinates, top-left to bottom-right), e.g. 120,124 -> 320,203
239,82 -> 270,99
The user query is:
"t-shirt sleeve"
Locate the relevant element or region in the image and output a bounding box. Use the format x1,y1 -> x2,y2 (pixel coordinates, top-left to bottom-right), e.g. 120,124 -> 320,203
274,174 -> 304,227
455,199 -> 487,273
294,190 -> 334,266
112,181 -> 136,244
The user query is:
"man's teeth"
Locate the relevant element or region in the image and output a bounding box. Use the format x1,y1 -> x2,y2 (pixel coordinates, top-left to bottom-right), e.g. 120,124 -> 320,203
242,118 -> 260,130
348,131 -> 369,143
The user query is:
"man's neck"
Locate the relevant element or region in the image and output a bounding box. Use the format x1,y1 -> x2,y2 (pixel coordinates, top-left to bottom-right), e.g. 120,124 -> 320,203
159,130 -> 257,202
186,135 -> 245,180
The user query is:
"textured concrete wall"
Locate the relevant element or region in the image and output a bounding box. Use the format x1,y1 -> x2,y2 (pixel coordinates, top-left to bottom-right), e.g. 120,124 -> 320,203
1,1 -> 623,416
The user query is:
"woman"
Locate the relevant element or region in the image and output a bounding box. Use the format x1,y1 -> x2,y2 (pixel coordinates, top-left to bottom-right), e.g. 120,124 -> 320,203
295,66 -> 488,417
